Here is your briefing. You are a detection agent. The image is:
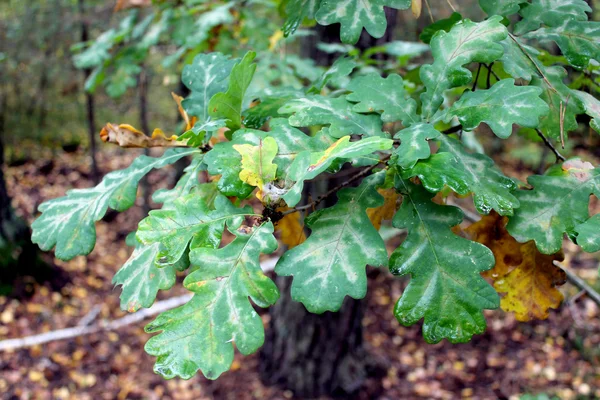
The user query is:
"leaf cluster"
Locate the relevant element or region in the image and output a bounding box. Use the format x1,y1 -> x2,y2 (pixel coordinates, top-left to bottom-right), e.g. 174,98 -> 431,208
33,0 -> 600,381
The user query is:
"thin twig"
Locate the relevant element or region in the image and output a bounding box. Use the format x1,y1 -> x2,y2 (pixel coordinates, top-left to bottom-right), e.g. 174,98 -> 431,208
536,129 -> 566,162
485,63 -> 500,84
442,125 -> 463,135
283,155 -> 391,216
424,0 -> 434,23
555,261 -> 600,307
559,94 -> 570,149
472,63 -> 482,92
508,33 -> 557,94
445,0 -> 457,12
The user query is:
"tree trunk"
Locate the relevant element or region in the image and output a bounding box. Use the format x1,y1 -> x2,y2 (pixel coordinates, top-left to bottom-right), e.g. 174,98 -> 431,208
138,68 -> 152,215
260,16 -> 398,397
260,277 -> 372,398
0,92 -> 64,295
78,0 -> 100,184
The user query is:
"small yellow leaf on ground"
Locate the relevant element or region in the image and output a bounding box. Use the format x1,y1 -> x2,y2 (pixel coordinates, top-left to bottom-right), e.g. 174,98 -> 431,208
466,212 -> 566,321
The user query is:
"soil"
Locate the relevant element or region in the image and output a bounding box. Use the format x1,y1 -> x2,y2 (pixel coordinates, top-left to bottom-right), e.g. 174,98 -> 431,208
0,147 -> 599,400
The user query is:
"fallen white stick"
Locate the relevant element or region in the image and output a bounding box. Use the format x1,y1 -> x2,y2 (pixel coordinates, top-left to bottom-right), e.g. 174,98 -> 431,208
0,294 -> 193,352
0,257 -> 281,352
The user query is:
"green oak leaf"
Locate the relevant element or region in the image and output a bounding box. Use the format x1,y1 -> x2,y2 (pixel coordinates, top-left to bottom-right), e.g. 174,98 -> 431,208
572,90 -> 600,133
524,21 -> 600,68
390,178 -> 498,343
315,0 -> 411,44
499,36 -> 543,81
420,16 -> 507,120
242,97 -> 291,129
514,0 -> 592,36
575,214 -> 600,253
392,123 -> 440,169
145,222 -> 278,380
178,118 -> 228,147
182,53 -> 237,121
267,118 -> 334,178
152,156 -> 205,209
308,56 -> 357,94
31,148 -> 198,261
208,51 -> 257,138
283,136 -> 394,207
506,160 -> 600,254
531,66 -> 584,140
279,95 -> 385,138
346,73 -> 419,127
444,79 -> 549,139
419,12 -> 462,44
403,136 -> 520,215
276,173 -> 388,313
136,194 -> 254,266
184,3 -> 234,48
283,0 -> 322,37
113,240 -> 188,313
479,0 -> 525,16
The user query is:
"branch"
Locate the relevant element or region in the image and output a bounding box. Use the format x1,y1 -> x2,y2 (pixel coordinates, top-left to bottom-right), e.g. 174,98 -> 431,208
555,261 -> 600,307
508,33 -> 558,94
283,154 -> 391,216
536,128 -> 566,162
442,124 -> 463,135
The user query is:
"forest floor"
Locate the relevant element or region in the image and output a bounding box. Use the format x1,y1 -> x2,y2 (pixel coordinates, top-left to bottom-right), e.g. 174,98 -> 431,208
1,146 -> 599,400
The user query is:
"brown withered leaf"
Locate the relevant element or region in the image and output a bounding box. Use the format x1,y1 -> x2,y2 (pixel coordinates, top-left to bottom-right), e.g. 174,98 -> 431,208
367,188 -> 399,230
100,123 -> 188,148
274,207 -> 306,249
465,212 -> 566,321
114,0 -> 152,12
171,92 -> 197,131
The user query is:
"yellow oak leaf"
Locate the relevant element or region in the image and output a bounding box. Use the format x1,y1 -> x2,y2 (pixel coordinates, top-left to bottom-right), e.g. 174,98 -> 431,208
411,0 -> 422,18
465,212 -> 566,321
367,188 -> 399,230
274,207 -> 306,249
233,137 -> 278,200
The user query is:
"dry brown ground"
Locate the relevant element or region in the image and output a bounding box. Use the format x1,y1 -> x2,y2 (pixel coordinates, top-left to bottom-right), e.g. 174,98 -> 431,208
1,147 -> 599,400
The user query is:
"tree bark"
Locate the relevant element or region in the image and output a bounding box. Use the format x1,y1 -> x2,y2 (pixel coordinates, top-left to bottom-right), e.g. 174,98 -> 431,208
138,68 -> 152,215
0,91 -> 57,293
78,0 -> 100,184
260,15 -> 399,397
260,277 -> 371,398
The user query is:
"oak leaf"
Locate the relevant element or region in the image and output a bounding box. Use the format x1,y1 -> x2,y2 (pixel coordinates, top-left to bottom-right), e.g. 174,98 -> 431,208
100,123 -> 187,148
367,188 -> 399,230
466,212 -> 566,321
274,207 -> 306,249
